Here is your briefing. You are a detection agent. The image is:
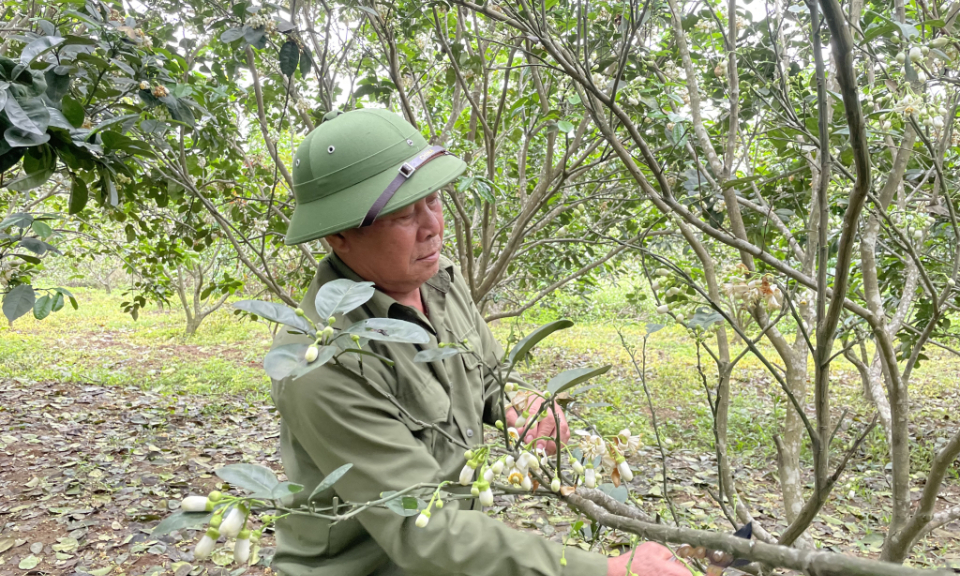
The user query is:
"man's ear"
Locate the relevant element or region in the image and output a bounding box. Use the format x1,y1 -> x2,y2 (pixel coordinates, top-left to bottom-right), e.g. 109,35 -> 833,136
325,232 -> 349,254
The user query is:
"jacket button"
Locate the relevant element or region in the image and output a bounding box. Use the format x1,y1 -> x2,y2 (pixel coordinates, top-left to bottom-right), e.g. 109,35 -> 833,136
466,428 -> 474,438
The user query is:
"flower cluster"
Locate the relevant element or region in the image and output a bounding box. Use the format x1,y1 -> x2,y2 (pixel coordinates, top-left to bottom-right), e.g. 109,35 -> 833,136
722,268 -> 782,311
247,14 -> 278,33
151,85 -> 169,98
181,492 -> 261,565
575,428 -> 641,488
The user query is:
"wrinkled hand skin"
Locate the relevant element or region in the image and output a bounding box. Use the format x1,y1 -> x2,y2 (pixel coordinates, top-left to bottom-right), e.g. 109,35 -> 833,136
504,393 -> 570,455
606,542 -> 692,576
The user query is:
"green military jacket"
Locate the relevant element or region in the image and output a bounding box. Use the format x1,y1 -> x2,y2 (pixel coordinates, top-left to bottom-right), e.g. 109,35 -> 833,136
270,253 -> 607,576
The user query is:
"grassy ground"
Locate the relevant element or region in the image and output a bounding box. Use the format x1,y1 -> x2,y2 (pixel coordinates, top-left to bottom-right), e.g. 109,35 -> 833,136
2,284 -> 960,572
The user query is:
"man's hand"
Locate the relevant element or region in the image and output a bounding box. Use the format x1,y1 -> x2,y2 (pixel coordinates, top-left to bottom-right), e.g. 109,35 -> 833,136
606,542 -> 691,576
504,393 -> 569,455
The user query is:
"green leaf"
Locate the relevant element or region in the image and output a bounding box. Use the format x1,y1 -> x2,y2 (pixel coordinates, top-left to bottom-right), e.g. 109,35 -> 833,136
556,120 -> 574,133
863,21 -> 897,41
61,95 -> 84,128
4,96 -> 43,135
18,555 -> 40,570
3,284 -> 36,324
69,176 -> 88,214
308,463 -> 354,502
279,41 -> 300,77
4,127 -> 49,148
57,287 -> 78,310
300,49 -> 313,75
263,343 -> 310,380
645,323 -> 665,335
234,300 -> 314,334
380,491 -> 424,516
33,294 -> 53,320
50,290 -> 64,312
220,28 -> 244,43
0,212 -> 33,229
243,25 -> 266,47
597,483 -> 629,503
507,319 -> 574,366
343,318 -> 430,344
686,308 -> 724,330
31,220 -> 52,238
151,511 -> 212,536
413,347 -> 463,363
271,481 -> 304,499
20,36 -> 65,66
314,279 -> 376,320
215,463 -> 280,495
546,365 -> 611,396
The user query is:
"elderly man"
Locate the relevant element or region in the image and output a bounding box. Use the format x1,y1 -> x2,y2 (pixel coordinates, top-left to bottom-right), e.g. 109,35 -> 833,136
270,109 -> 690,576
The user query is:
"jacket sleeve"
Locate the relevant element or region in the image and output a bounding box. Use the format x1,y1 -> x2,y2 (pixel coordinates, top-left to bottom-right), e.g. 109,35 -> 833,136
275,363 -> 608,576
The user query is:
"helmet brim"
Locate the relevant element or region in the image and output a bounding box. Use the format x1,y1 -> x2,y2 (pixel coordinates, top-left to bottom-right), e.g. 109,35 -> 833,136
284,153 -> 466,245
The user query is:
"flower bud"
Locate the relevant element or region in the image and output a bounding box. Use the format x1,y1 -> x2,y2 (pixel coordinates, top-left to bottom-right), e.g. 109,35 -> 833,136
948,278 -> 956,287
617,429 -> 631,445
351,334 -> 361,344
208,490 -> 222,502
584,467 -> 597,488
220,506 -> 246,539
415,510 -> 431,528
910,46 -> 923,62
328,316 -> 336,326
483,468 -> 494,483
572,460 -> 585,475
295,308 -> 306,316
479,485 -> 494,507
250,529 -> 262,543
435,499 -> 444,508
321,326 -> 335,340
560,557 -> 568,566
617,460 -> 634,482
194,528 -> 219,560
491,460 -> 505,475
521,475 -> 533,491
495,420 -> 504,430
551,477 -> 561,492
459,464 -> 475,486
515,414 -> 527,428
209,513 -> 223,529
471,485 -> 480,497
464,450 -> 475,460
182,496 -> 211,512
657,304 -> 670,314
234,530 -> 251,564
305,345 -> 320,363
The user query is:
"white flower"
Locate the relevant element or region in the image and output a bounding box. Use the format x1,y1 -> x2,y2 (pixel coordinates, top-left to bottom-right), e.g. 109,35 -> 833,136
234,532 -> 251,564
584,467 -> 597,488
415,511 -> 430,528
550,477 -> 561,492
507,427 -> 520,441
506,467 -> 525,486
618,460 -> 634,482
572,460 -> 585,475
483,468 -> 494,483
459,464 -> 475,486
194,528 -> 219,559
304,345 -> 319,363
521,475 -> 533,491
909,46 -> 923,62
479,486 -> 494,507
139,80 -> 150,90
516,451 -> 535,473
220,506 -> 246,538
181,496 -> 211,512
579,434 -> 606,461
491,460 -> 505,476
505,455 -> 515,469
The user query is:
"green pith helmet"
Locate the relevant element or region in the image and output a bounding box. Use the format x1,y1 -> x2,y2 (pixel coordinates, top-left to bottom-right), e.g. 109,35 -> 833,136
284,108 -> 466,245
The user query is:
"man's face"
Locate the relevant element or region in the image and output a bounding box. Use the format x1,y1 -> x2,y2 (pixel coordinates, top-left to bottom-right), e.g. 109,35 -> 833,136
326,192 -> 444,295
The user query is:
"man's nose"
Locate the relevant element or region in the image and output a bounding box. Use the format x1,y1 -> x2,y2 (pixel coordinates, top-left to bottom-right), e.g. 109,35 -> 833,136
416,199 -> 443,239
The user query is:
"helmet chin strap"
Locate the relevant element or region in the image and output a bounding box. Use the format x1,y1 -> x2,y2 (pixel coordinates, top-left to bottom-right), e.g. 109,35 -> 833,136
359,145 -> 452,228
